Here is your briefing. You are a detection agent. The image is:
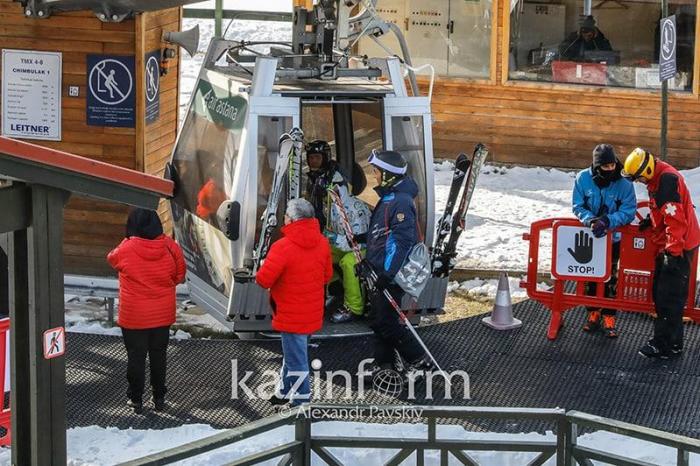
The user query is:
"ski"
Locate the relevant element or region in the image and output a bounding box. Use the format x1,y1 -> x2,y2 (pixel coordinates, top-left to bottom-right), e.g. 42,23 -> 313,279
286,127 -> 305,201
431,153 -> 470,271
433,143 -> 488,278
252,130 -> 296,272
327,187 -> 448,380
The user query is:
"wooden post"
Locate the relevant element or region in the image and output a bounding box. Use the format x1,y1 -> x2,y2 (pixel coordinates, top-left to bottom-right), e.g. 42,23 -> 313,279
23,185 -> 69,465
9,227 -> 30,466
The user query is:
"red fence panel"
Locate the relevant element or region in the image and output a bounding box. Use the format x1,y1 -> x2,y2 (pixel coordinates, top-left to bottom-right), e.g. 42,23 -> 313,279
521,218 -> 700,340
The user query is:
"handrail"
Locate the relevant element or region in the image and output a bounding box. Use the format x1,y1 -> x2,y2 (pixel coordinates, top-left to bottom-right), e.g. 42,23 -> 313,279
119,404 -> 700,466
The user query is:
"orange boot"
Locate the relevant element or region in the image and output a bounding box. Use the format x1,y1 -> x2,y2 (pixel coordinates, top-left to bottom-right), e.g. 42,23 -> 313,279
602,315 -> 618,338
583,310 -> 601,332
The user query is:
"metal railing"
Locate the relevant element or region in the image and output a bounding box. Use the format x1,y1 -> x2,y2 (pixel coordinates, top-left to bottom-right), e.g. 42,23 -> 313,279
117,404 -> 700,466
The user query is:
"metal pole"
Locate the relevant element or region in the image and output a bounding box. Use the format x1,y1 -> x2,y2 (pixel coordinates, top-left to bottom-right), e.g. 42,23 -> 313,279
215,0 -> 223,38
660,0 -> 669,160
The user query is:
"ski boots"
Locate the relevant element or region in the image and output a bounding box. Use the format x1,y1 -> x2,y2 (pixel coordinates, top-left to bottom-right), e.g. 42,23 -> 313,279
582,310 -> 601,332
330,305 -> 360,323
601,315 -> 618,338
638,340 -> 669,359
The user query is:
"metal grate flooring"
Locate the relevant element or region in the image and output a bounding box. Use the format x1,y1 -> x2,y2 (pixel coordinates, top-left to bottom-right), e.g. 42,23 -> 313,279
66,298 -> 700,438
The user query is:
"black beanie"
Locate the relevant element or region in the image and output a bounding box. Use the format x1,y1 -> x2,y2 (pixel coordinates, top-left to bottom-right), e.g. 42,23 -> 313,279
592,144 -> 617,168
126,208 -> 164,240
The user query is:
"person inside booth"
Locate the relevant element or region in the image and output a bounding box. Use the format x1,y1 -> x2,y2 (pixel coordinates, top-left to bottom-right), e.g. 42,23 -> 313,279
572,144 -> 637,337
559,15 -> 613,62
623,149 -> 700,359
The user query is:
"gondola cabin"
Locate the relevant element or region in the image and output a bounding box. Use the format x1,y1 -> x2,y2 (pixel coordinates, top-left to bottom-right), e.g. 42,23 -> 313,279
168,37 -> 447,332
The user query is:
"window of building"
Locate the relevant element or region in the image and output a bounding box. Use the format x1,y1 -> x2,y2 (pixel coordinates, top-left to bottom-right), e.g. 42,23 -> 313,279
508,1 -> 696,91
358,0 -> 493,79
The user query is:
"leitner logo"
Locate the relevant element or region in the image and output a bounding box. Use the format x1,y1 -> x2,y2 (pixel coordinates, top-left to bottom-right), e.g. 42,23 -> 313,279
10,123 -> 50,133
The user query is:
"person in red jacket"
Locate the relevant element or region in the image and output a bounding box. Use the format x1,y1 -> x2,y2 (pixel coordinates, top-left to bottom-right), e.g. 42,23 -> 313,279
623,149 -> 700,359
256,198 -> 333,406
107,208 -> 186,413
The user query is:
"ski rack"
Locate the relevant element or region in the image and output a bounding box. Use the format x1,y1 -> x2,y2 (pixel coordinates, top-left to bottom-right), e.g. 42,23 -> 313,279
521,218 -> 700,340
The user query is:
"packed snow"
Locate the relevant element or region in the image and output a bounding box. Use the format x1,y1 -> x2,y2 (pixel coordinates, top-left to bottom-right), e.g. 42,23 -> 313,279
0,420 -> 695,465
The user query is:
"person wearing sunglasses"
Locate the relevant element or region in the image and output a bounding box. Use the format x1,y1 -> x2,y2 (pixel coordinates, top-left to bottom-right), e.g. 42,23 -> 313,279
623,148 -> 700,359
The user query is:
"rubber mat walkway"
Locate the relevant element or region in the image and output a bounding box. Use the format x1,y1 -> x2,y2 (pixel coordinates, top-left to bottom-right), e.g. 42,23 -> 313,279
66,299 -> 700,438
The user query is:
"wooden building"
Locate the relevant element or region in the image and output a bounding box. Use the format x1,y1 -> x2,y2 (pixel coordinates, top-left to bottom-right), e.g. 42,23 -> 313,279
0,0 -> 181,275
360,0 -> 700,169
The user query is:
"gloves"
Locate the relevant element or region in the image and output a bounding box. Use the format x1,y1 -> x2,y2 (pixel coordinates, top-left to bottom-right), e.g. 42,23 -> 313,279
638,215 -> 652,232
583,217 -> 597,228
354,259 -> 376,282
354,259 -> 390,289
662,252 -> 684,274
591,216 -> 610,238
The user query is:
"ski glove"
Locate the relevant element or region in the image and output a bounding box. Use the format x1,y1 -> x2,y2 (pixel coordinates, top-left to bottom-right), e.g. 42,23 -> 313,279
591,216 -> 610,238
638,215 -> 652,232
355,259 -> 390,289
662,252 -> 685,275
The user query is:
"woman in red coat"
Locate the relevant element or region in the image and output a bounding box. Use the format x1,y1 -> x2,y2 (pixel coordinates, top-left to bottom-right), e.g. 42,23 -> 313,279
256,198 -> 333,406
107,208 -> 186,413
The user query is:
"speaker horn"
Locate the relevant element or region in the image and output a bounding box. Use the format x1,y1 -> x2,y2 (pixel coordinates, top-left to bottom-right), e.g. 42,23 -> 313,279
163,25 -> 200,58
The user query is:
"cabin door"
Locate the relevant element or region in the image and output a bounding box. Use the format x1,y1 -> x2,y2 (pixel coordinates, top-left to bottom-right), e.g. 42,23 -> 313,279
383,98 -> 435,246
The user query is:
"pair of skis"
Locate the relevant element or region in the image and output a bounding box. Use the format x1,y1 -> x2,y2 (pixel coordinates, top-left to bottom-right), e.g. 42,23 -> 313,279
252,127 -> 304,273
431,144 -> 488,278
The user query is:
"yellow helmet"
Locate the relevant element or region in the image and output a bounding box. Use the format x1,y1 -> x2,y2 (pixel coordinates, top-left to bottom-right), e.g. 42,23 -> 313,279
622,148 -> 655,181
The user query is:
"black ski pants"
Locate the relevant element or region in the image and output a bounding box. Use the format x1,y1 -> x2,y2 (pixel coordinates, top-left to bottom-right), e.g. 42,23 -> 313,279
368,284 -> 424,366
651,249 -> 696,352
585,241 -> 621,316
122,326 -> 170,403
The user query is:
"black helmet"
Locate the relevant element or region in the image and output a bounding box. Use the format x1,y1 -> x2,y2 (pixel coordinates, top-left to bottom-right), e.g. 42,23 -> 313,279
306,140 -> 331,159
368,149 -> 407,175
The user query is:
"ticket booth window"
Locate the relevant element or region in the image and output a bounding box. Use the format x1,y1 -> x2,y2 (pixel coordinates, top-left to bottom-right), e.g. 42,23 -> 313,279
508,0 -> 696,91
358,0 -> 493,79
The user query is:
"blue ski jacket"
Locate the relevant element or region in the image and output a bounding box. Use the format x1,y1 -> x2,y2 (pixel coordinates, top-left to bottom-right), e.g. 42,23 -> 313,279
572,167 -> 637,242
367,177 -> 419,281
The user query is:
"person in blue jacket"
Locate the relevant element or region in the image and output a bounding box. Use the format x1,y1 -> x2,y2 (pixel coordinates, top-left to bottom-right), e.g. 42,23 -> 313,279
572,144 -> 637,337
356,150 -> 430,376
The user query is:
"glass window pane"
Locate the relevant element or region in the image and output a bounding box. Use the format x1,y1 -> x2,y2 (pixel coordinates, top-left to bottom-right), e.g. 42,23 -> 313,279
508,1 -> 695,91
255,116 -> 293,245
391,116 -> 428,234
447,0 -> 493,77
170,77 -> 246,295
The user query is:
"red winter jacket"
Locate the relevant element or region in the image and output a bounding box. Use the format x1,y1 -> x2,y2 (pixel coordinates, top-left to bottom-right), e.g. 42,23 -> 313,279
646,160 -> 700,256
255,218 -> 332,334
107,235 -> 187,330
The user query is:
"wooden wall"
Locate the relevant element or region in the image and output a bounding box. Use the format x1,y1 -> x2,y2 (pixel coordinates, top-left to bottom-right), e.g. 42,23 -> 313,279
0,0 -> 181,275
427,0 -> 700,170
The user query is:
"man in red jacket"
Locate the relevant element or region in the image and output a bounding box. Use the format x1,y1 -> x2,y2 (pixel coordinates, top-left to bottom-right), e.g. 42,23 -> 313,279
623,149 -> 700,358
256,198 -> 333,406
108,209 -> 186,413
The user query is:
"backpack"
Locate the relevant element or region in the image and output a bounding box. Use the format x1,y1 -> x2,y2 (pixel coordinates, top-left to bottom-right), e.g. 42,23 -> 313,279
391,201 -> 431,298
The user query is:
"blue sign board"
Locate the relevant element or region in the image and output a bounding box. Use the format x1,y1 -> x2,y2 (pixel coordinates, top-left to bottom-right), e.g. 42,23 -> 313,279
659,15 -> 677,82
145,50 -> 161,124
87,55 -> 135,128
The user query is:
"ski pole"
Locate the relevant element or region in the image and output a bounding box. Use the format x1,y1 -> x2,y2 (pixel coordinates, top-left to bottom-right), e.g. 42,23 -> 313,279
327,188 -> 449,381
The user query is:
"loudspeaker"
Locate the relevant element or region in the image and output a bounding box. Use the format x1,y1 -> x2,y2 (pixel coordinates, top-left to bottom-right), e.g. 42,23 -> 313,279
163,25 -> 200,58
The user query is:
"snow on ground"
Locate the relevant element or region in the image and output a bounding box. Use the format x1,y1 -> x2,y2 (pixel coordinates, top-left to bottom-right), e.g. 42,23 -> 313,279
0,421 -> 696,465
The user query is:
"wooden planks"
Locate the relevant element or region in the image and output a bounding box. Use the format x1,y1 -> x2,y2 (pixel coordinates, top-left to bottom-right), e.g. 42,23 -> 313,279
0,2 -> 181,275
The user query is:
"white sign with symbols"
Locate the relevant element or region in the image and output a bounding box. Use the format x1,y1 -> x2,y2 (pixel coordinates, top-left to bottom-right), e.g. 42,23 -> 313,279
1,49 -> 62,141
554,225 -> 609,280
43,327 -> 65,359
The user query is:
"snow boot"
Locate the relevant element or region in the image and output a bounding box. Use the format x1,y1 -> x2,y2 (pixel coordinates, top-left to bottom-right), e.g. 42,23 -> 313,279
582,310 -> 601,332
330,305 -> 358,323
127,399 -> 143,414
602,315 -> 618,338
638,340 -> 669,359
153,397 -> 166,412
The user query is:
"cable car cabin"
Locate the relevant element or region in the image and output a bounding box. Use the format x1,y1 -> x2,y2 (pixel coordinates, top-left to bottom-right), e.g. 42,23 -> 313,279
167,38 -> 447,333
